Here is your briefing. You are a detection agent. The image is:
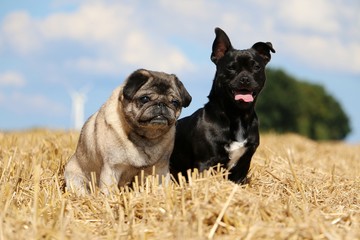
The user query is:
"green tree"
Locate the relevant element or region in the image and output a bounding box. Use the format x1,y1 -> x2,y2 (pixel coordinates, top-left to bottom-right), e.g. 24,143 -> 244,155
257,69 -> 351,140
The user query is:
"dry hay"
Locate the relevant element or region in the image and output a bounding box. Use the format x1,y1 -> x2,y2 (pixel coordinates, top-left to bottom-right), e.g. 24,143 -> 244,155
0,130 -> 359,239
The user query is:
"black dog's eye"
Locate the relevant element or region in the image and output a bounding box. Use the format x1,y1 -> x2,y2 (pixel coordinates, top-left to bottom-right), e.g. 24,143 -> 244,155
171,99 -> 180,108
253,64 -> 261,71
139,96 -> 150,104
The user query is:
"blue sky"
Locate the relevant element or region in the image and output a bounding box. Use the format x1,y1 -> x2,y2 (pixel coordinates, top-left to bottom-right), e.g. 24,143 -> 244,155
0,0 -> 359,142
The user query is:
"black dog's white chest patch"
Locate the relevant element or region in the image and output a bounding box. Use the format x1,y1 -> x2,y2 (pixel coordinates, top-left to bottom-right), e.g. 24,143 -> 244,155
225,122 -> 247,169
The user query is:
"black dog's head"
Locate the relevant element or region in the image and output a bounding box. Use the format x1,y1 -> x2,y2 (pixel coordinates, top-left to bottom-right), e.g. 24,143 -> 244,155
209,27 -> 275,109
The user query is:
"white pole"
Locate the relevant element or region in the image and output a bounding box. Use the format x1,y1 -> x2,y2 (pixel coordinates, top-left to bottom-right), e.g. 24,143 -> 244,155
70,91 -> 86,130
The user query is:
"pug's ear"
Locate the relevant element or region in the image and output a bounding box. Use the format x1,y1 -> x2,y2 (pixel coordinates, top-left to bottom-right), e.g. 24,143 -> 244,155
251,42 -> 275,64
173,75 -> 192,108
211,27 -> 233,64
123,69 -> 151,100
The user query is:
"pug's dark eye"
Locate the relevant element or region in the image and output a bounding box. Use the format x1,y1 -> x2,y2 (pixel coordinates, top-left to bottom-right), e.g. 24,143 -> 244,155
171,99 -> 180,108
139,96 -> 150,104
227,65 -> 236,71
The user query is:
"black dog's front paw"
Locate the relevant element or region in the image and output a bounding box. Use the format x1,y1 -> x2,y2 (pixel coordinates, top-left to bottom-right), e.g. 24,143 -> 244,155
229,174 -> 249,184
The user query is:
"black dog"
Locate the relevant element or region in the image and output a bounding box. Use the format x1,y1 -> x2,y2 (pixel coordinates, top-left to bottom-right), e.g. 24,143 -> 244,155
170,27 -> 275,183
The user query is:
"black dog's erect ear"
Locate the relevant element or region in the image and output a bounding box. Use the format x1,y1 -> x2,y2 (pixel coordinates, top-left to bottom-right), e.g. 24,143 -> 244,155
211,27 -> 233,64
173,75 -> 192,108
122,69 -> 150,100
252,42 -> 276,64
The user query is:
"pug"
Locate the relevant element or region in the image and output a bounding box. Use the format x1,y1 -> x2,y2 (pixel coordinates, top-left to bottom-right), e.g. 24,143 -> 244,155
64,69 -> 192,194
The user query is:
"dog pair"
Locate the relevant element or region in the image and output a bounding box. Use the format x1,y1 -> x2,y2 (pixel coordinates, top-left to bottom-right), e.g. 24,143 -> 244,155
64,28 -> 275,194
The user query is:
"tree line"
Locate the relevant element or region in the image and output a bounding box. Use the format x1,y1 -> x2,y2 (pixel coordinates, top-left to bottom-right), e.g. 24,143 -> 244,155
256,69 -> 351,140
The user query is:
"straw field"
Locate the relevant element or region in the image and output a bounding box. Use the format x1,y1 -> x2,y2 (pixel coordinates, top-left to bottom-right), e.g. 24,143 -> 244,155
0,129 -> 359,239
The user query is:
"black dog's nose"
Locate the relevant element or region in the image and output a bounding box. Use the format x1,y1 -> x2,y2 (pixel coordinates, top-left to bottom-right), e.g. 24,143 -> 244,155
240,76 -> 250,84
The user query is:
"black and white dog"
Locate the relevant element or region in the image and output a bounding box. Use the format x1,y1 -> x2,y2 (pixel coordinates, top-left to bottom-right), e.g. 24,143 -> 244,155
170,27 -> 275,183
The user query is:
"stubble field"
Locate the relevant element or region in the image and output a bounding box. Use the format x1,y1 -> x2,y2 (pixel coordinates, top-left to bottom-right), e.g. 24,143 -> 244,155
0,130 -> 359,239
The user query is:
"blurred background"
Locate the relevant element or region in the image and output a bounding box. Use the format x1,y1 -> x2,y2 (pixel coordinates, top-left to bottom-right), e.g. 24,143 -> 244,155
0,0 -> 359,142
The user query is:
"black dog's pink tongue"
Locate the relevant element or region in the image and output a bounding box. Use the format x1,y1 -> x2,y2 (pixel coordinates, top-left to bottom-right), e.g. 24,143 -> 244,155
235,93 -> 254,102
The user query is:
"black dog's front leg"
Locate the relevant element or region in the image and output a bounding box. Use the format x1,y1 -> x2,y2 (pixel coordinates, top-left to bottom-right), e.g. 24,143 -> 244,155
228,146 -> 257,184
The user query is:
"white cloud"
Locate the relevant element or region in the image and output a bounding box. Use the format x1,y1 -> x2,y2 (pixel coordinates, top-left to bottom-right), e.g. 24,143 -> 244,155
0,92 -> 66,117
158,0 -> 215,24
65,57 -> 119,74
1,11 -> 42,54
0,0 -> 359,76
0,71 -> 26,87
269,0 -> 360,74
0,2 -> 194,75
277,0 -> 340,34
154,0 -> 360,75
122,31 -> 194,73
40,3 -> 132,43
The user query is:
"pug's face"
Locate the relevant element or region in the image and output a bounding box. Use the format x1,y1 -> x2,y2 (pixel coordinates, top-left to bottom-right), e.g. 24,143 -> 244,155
121,69 -> 192,139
